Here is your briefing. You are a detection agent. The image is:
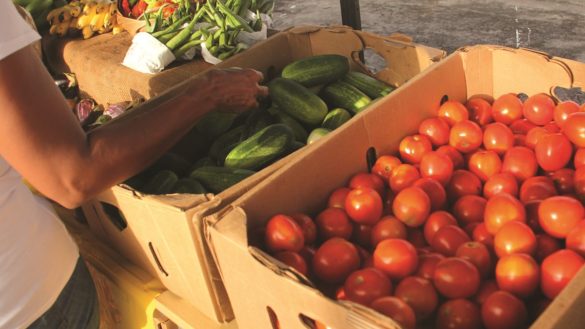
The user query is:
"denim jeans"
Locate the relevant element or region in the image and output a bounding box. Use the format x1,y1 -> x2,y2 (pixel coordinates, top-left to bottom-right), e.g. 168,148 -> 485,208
27,257 -> 99,329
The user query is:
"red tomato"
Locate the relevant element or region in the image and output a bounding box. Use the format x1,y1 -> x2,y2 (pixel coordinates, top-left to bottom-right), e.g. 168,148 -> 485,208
535,133 -> 573,172
313,238 -> 360,283
501,146 -> 538,182
395,276 -> 438,321
472,222 -> 495,248
446,169 -> 483,201
433,257 -> 480,298
574,148 -> 585,169
466,96 -> 493,126
467,150 -> 502,182
407,228 -> 428,248
456,241 -> 492,278
484,193 -> 526,235
415,252 -> 445,280
352,224 -> 373,248
525,126 -> 549,149
274,251 -> 308,276
370,216 -> 407,247
483,122 -> 515,155
335,285 -> 347,300
349,172 -> 386,197
412,177 -> 447,211
370,297 -> 416,329
575,166 -> 585,201
523,93 -> 555,126
509,118 -> 537,135
481,290 -> 528,329
343,268 -> 392,306
315,208 -> 353,241
399,134 -> 433,164
423,211 -> 457,245
436,298 -> 482,329
492,93 -> 524,125
431,225 -> 471,256
328,187 -> 351,209
419,152 -> 454,186
538,195 -> 584,238
541,249 -> 585,299
392,187 -> 431,228
483,172 -> 519,199
436,145 -> 466,169
449,120 -> 483,153
519,176 -> 557,203
418,117 -> 451,146
548,168 -> 575,195
290,213 -> 317,245
438,100 -> 469,126
494,221 -> 536,257
535,234 -> 562,262
265,214 -> 305,252
562,112 -> 585,147
372,155 -> 402,180
496,254 -> 539,298
452,195 -> 487,225
474,280 -> 499,305
389,164 -> 420,193
345,188 -> 383,226
567,221 -> 585,257
554,100 -> 581,127
373,239 -> 418,279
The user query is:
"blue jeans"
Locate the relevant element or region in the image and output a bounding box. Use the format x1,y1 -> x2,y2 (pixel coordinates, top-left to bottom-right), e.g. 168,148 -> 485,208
28,257 -> 99,329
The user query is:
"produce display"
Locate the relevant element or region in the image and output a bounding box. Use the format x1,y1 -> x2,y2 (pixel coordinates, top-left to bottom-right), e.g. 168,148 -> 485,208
14,0 -> 67,31
123,54 -> 394,195
256,93 -> 585,329
46,0 -> 122,38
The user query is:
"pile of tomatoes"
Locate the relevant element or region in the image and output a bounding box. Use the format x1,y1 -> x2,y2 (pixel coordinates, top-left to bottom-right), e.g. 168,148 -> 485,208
259,92 -> 585,329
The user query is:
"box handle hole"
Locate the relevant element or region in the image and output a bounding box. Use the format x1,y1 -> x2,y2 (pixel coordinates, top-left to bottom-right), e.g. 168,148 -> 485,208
100,202 -> 127,231
440,94 -> 449,105
266,306 -> 279,329
299,313 -> 330,329
148,242 -> 169,276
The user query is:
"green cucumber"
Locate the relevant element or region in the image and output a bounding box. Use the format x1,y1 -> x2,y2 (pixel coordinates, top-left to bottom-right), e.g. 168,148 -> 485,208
172,178 -> 207,194
151,153 -> 192,176
209,125 -> 246,164
268,78 -> 328,126
142,170 -> 179,195
268,107 -> 308,143
242,108 -> 274,139
189,166 -> 256,193
321,81 -> 372,114
224,124 -> 294,170
281,54 -> 350,87
341,71 -> 395,99
322,108 -> 352,130
195,111 -> 239,139
307,128 -> 331,145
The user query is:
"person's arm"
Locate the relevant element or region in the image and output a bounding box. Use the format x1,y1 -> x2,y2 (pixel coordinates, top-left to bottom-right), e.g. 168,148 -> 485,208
0,45 -> 267,209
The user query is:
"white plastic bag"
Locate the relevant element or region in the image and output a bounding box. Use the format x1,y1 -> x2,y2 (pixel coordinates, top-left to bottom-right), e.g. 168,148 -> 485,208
122,32 -> 176,74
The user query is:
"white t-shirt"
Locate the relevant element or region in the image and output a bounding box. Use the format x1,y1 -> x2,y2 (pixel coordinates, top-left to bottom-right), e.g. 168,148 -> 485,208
0,2 -> 79,328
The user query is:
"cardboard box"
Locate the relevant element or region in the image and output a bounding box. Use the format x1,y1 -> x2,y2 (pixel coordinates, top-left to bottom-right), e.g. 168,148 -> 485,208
206,45 -> 585,329
56,206 -> 165,329
82,25 -> 444,324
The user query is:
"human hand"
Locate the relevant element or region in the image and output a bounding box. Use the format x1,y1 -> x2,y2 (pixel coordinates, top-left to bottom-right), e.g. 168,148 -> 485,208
203,68 -> 269,112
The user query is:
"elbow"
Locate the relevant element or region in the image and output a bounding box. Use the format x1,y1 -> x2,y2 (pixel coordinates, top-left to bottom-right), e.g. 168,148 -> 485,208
51,177 -> 96,210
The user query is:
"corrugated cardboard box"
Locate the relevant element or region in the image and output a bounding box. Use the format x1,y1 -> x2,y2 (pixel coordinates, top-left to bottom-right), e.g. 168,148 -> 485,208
82,25 -> 444,324
206,45 -> 585,329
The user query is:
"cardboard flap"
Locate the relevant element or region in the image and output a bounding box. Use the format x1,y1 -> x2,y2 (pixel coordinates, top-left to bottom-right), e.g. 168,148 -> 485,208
353,29 -> 446,87
339,301 -> 403,329
143,192 -> 213,210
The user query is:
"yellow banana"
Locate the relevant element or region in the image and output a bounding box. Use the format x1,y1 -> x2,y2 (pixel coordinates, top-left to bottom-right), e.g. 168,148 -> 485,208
82,25 -> 94,39
90,5 -> 107,32
101,3 -> 117,31
69,4 -> 82,17
82,1 -> 97,16
69,17 -> 79,30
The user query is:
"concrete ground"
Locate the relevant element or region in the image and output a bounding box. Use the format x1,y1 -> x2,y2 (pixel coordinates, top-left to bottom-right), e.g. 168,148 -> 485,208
271,0 -> 585,62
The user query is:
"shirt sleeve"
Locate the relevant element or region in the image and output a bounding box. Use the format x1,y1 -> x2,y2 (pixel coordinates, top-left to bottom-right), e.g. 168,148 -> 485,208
0,1 -> 41,61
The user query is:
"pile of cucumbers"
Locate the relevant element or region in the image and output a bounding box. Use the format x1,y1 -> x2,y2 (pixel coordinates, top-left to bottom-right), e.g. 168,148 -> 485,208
124,54 -> 394,195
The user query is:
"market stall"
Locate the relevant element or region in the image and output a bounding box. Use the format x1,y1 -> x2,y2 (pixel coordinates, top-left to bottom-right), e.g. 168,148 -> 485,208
9,0 -> 585,328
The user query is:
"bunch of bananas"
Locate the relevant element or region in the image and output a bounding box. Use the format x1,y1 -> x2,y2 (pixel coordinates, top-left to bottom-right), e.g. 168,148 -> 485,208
47,0 -> 124,39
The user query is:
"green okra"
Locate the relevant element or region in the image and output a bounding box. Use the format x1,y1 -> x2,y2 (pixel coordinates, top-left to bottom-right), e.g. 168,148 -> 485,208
152,16 -> 189,38
165,15 -> 199,51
